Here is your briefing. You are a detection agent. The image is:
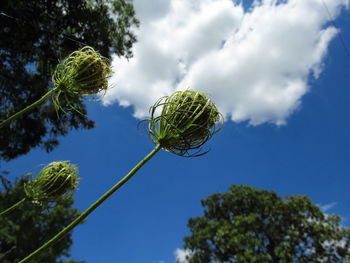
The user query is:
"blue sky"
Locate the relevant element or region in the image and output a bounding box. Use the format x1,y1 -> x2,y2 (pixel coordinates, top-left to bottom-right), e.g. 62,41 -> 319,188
2,0 -> 350,262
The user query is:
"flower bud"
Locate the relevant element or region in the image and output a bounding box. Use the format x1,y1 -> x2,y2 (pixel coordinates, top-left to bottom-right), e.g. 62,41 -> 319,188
53,46 -> 112,97
146,90 -> 224,157
24,161 -> 79,204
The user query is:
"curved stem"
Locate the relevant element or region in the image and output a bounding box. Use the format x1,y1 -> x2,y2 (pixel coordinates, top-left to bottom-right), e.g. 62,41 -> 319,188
0,197 -> 26,216
19,144 -> 162,263
0,86 -> 59,128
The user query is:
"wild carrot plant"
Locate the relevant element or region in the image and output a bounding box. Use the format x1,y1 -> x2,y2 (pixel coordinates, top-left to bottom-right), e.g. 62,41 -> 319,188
18,89 -> 224,263
0,161 -> 79,216
0,46 -> 112,128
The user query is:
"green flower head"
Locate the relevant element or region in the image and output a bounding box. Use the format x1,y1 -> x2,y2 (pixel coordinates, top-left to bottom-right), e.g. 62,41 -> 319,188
146,90 -> 224,157
24,161 -> 79,205
53,46 -> 112,97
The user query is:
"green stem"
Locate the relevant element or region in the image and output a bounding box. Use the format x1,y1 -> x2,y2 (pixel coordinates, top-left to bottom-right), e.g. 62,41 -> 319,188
0,87 -> 59,128
0,197 -> 26,216
19,144 -> 162,263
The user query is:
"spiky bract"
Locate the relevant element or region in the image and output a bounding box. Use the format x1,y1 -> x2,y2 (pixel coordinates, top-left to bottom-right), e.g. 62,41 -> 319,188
52,46 -> 112,104
146,90 -> 224,157
24,161 -> 79,205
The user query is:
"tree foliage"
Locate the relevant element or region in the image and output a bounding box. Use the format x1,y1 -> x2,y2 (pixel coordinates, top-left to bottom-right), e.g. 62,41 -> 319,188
0,172 -> 83,263
0,0 -> 139,161
182,185 -> 350,263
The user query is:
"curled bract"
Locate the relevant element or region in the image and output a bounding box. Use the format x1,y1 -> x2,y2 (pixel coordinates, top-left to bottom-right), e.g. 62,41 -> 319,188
24,161 -> 79,204
52,46 -> 112,108
145,90 -> 224,157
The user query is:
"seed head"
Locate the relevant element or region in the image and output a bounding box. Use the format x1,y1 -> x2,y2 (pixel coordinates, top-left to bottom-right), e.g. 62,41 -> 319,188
24,161 -> 79,205
146,90 -> 224,157
52,46 -> 112,99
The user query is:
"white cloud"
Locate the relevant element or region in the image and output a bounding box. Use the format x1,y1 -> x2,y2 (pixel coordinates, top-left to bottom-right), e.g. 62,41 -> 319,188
319,202 -> 337,212
174,248 -> 193,263
104,0 -> 349,125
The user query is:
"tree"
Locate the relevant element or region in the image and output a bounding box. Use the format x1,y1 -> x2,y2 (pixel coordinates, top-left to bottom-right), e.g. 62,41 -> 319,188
0,0 -> 139,161
0,172 -> 83,263
181,185 -> 350,263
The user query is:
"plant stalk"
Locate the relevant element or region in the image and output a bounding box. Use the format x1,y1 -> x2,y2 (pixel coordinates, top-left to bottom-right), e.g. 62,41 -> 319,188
0,86 -> 59,128
19,144 -> 162,263
0,197 -> 26,216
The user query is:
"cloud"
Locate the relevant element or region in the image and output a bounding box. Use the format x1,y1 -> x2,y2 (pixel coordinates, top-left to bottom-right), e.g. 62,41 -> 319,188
104,0 -> 349,125
319,202 -> 337,212
174,248 -> 192,263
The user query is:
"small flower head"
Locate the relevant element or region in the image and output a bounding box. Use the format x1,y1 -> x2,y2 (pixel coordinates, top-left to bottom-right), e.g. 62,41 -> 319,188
52,46 -> 112,98
146,90 -> 224,157
24,161 -> 79,204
